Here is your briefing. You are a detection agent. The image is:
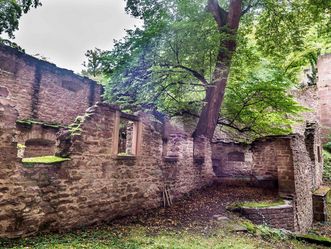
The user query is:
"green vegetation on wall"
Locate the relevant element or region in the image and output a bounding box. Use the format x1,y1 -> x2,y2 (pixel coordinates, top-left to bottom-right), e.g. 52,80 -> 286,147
22,156 -> 70,165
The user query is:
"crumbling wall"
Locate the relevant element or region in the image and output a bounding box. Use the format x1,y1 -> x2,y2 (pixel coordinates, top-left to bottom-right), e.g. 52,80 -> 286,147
16,124 -> 60,157
317,54 -> 331,142
0,101 -> 46,238
290,135 -> 314,233
0,103 -> 214,238
0,44 -> 102,125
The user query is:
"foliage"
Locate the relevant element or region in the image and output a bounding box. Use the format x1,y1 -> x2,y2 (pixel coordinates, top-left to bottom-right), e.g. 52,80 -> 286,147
67,113 -> 92,137
81,48 -> 109,83
22,156 -> 70,164
323,150 -> 331,182
16,143 -> 26,149
243,221 -> 288,241
323,142 -> 331,153
0,0 -> 41,38
84,0 -> 330,139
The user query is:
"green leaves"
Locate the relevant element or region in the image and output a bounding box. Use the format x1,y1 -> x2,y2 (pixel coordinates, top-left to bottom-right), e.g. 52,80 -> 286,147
84,0 -> 330,139
0,0 -> 41,38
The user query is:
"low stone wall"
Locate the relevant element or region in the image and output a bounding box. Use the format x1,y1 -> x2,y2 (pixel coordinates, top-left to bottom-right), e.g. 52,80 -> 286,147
0,102 -> 214,238
312,186 -> 331,222
239,202 -> 295,231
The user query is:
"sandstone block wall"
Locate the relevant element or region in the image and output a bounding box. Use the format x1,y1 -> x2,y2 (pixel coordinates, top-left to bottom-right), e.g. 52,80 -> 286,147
0,103 -> 214,238
16,124 -> 60,158
0,44 -> 102,125
317,54 -> 331,142
211,142 -> 252,177
290,135 -> 314,232
239,203 -> 295,231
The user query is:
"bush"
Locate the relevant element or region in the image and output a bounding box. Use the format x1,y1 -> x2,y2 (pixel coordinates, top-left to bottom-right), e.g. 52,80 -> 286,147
323,142 -> 331,153
323,150 -> 331,182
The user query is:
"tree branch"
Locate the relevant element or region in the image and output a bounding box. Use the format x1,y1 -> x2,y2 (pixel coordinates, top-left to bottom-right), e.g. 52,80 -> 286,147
174,65 -> 209,86
206,0 -> 228,30
160,63 -> 209,86
227,0 -> 242,30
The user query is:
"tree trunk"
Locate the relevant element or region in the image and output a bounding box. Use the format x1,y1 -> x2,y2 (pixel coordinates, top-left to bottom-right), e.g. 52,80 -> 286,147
194,0 -> 242,140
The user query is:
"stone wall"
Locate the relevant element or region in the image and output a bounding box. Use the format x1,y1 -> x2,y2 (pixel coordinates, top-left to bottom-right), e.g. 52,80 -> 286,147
317,54 -> 331,142
0,44 -> 102,125
312,186 -> 331,222
211,142 -> 252,177
16,124 -> 60,158
0,100 -> 34,238
0,103 -> 214,238
239,202 -> 295,231
290,135 -> 314,232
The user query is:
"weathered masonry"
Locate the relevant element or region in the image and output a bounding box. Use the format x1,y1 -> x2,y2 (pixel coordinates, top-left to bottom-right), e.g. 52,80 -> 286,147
0,101 -> 214,238
0,44 -> 102,125
0,44 -> 329,237
317,54 -> 331,142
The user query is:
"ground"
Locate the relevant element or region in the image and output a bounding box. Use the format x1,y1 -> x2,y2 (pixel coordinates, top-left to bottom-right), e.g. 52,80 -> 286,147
0,184 -> 328,249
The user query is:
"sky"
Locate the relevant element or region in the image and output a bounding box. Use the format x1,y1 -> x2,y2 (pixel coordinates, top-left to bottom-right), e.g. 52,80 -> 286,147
10,0 -> 141,73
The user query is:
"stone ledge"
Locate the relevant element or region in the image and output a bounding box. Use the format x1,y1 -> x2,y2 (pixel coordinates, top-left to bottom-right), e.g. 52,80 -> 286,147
113,155 -> 137,161
313,186 -> 331,197
163,156 -> 179,163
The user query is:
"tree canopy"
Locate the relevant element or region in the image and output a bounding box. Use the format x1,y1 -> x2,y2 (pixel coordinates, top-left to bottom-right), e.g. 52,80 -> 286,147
0,0 -> 41,38
84,0 -> 329,140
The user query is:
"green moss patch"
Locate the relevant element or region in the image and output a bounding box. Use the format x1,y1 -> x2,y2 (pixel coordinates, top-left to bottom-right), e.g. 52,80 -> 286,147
22,156 -> 70,164
296,234 -> 331,247
16,119 -> 63,129
234,199 -> 286,209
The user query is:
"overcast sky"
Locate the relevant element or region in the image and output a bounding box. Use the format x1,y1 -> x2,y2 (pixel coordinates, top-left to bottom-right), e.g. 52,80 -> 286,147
11,0 -> 141,73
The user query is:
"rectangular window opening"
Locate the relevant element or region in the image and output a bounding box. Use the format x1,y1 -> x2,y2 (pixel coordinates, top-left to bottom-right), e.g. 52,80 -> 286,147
112,112 -> 140,157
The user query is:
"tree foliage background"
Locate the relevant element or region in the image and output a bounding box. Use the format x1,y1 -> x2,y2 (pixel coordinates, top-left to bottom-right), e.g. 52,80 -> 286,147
0,0 -> 41,49
1,0 -> 329,140
83,0 -> 329,140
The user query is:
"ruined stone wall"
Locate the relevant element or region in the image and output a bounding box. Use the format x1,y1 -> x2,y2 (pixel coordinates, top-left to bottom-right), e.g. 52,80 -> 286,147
0,44 -> 102,125
250,138 -> 281,181
239,202 -> 295,231
0,103 -> 214,238
15,124 -> 60,158
317,54 -> 331,142
290,135 -> 314,233
211,142 -> 252,177
0,100 -> 44,238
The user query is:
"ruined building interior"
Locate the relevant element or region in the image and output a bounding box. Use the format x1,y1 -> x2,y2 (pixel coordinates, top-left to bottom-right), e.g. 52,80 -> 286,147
0,44 -> 331,238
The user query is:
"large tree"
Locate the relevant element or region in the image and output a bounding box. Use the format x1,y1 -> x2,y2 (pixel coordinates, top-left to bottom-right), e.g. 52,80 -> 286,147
86,0 -> 330,140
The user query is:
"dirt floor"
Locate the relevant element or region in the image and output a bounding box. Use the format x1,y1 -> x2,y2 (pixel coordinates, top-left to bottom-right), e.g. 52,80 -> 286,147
111,184 -> 280,232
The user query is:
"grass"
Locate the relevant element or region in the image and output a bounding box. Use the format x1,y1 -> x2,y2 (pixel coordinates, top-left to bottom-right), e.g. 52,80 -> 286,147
235,199 -> 286,209
22,156 -> 70,164
0,225 -> 320,249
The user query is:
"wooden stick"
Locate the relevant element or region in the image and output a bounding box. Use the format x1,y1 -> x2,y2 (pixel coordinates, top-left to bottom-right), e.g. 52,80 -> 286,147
165,188 -> 171,207
166,186 -> 173,205
162,190 -> 166,208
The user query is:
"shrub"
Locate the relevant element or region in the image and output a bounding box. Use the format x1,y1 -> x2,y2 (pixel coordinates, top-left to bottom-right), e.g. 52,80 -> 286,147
323,150 -> 331,182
